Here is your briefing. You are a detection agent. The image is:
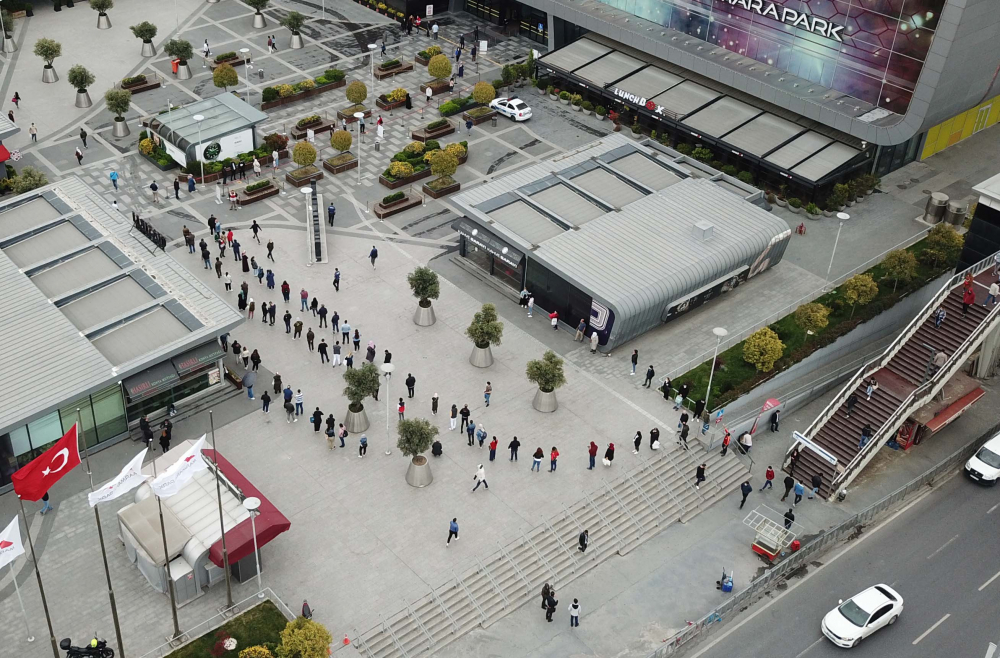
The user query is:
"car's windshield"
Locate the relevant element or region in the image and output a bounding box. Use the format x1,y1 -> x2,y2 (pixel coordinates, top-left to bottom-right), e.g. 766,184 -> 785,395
838,600 -> 869,627
511,101 -> 525,108
976,446 -> 1000,469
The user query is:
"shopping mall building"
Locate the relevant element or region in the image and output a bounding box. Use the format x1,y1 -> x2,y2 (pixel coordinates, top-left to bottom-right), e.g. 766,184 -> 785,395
465,0 -> 1000,197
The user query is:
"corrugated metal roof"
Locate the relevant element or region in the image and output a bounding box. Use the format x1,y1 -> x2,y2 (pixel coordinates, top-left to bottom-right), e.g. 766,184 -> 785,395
149,94 -> 267,151
0,198 -> 63,240
611,152 -> 682,191
570,168 -> 645,208
488,201 -> 566,245
724,113 -> 804,157
683,96 -> 762,139
574,51 -> 644,87
91,307 -> 191,365
791,142 -> 862,181
538,37 -> 611,74
530,185 -> 605,225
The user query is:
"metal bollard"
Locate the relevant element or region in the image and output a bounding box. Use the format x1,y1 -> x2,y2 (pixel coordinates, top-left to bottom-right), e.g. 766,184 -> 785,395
491,115 -> 497,127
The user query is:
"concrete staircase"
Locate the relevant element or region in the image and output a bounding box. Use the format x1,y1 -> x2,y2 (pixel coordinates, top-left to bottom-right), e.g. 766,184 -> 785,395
351,445 -> 748,657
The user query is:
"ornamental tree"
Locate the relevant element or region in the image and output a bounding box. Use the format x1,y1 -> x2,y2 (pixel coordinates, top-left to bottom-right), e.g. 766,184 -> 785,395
742,327 -> 784,372
67,65 -> 95,92
396,418 -> 438,459
466,303 -> 503,349
33,38 -> 62,67
427,53 -> 451,81
330,129 -> 352,153
407,266 -> 440,307
281,10 -> 305,33
276,617 -> 332,658
245,0 -> 270,12
794,302 -> 830,338
213,63 -> 238,91
428,150 -> 458,179
920,223 -> 964,268
526,350 -> 566,393
130,21 -> 157,42
292,141 -> 317,168
842,273 -> 878,318
345,80 -> 368,105
342,362 -> 380,412
472,80 -> 495,105
12,166 -> 48,194
90,0 -> 113,14
163,38 -> 193,63
881,249 -> 917,292
104,88 -> 132,119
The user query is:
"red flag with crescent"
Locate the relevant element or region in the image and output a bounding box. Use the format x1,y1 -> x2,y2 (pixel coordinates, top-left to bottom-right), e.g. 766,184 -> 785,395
11,424 -> 81,501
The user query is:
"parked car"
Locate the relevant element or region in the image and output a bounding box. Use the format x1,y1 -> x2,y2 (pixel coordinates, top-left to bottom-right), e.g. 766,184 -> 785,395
965,433 -> 1000,485
490,97 -> 532,121
821,584 -> 903,648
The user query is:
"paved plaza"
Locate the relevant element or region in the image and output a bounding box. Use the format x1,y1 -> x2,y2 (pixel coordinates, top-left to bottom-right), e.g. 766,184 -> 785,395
3,0 -> 1000,657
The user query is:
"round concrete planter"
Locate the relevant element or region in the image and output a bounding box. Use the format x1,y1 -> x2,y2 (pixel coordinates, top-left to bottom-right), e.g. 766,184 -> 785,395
290,33 -> 304,49
111,117 -> 130,137
344,406 -> 370,432
806,211 -> 822,221
75,89 -> 92,108
774,198 -> 787,207
413,302 -> 436,326
559,98 -> 569,105
253,12 -> 267,28
405,456 -> 433,487
176,62 -> 192,80
532,389 -> 558,412
140,40 -> 156,57
96,13 -> 111,29
41,66 -> 58,83
469,345 -> 493,368
3,36 -> 16,54
788,205 -> 801,214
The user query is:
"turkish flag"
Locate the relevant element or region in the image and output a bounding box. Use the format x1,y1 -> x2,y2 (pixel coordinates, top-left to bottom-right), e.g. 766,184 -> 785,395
11,424 -> 81,501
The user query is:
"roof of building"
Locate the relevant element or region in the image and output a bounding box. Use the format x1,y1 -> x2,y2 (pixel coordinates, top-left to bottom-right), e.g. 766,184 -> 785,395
148,94 -> 267,152
0,177 -> 243,435
0,113 -> 21,142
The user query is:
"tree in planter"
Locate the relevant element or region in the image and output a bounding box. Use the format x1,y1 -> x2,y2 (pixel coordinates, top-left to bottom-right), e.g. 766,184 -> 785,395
33,38 -> 61,81
104,88 -> 132,136
920,223 -> 964,268
164,38 -> 193,65
67,65 -> 95,101
742,327 -> 784,372
466,303 -> 503,367
280,10 -> 305,34
842,273 -> 878,318
472,81 -> 495,107
526,350 -> 566,411
407,266 -> 439,325
276,617 -> 332,658
130,21 -> 158,56
330,129 -> 352,153
291,141 -> 317,173
427,53 -> 451,82
794,302 -> 830,338
427,149 -> 457,188
245,0 -> 270,26
342,362 -> 380,430
90,0 -> 113,28
344,80 -> 367,113
881,249 -> 917,292
397,418 -> 438,485
213,62 -> 238,92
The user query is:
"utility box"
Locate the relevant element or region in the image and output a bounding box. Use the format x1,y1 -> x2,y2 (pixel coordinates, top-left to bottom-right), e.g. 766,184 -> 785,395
693,220 -> 715,241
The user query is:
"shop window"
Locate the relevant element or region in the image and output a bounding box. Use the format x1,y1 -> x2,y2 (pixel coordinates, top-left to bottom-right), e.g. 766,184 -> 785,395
60,397 -> 98,448
525,260 -> 592,326
25,412 -> 63,460
464,239 -> 494,274
92,385 -> 128,441
126,370 -> 215,420
7,425 -> 31,472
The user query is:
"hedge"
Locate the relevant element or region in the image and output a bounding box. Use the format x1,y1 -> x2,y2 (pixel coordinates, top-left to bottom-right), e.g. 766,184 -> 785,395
122,74 -> 147,86
245,180 -> 271,193
382,191 -> 405,204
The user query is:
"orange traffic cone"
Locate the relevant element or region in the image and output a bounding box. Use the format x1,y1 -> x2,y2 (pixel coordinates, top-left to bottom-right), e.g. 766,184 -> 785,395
343,634 -> 350,646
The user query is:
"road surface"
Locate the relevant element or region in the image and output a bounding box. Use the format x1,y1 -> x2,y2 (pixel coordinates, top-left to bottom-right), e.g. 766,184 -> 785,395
692,470 -> 1000,658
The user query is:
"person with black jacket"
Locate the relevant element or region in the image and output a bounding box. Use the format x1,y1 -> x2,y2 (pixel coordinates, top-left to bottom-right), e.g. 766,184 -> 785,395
508,436 -> 520,461
740,480 -> 752,509
770,409 -> 781,432
578,530 -> 589,553
809,473 -> 823,499
545,594 -> 558,622
781,475 -> 795,501
139,415 -> 153,448
405,373 -> 416,398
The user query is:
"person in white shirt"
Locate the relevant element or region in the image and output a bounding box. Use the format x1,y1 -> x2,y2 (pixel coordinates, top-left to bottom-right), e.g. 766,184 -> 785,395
985,281 -> 1000,306
432,23 -> 439,39
568,599 -> 581,627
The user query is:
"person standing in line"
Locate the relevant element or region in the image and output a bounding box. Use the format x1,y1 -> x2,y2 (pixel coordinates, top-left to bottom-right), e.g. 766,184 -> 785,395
471,464 -> 489,491
449,404 -> 458,430
466,419 -> 476,446
295,389 -> 304,416
284,311 -> 292,333
630,349 -> 638,375
604,443 -> 615,465
527,295 -> 534,317
173,178 -> 181,199
253,157 -> 262,178
632,430 -> 642,454
761,466 -> 774,490
488,436 -> 497,461
509,436 -> 520,461
781,474 -> 795,501
575,318 -> 587,341
484,381 -> 492,407
241,346 -> 250,368
284,399 -> 295,423
770,409 -> 781,432
306,328 -> 315,351
331,311 -> 341,334
531,447 -> 544,472
643,365 -> 655,388
678,422 -> 690,450
312,407 -> 324,433
739,480 -> 752,509
793,480 -> 805,505
359,433 -> 368,458
406,373 -> 416,398
568,599 -> 581,627
369,245 -> 378,268
578,530 -> 588,553
317,304 -> 327,328
784,508 -> 795,530
293,318 -> 303,340
809,473 -> 823,499
398,398 -> 405,420
845,393 -> 858,417
341,321 -> 351,345
459,404 -> 471,432
549,447 -> 559,472
695,463 -> 706,488
587,441 -> 598,469
283,384 -> 293,405
338,423 -> 348,448
431,393 -> 439,415
261,391 -> 271,414
447,518 -> 459,545
590,331 -> 599,354
300,288 -> 309,312
250,349 -> 261,371
476,424 -> 487,448
332,341 -> 342,366
649,427 -> 660,450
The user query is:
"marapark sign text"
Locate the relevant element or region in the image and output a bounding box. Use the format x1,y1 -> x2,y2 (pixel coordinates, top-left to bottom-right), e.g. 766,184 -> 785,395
724,0 -> 845,42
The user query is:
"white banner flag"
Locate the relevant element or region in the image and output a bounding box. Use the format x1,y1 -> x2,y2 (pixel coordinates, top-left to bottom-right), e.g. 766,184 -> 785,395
0,516 -> 25,569
88,449 -> 149,507
150,435 -> 209,498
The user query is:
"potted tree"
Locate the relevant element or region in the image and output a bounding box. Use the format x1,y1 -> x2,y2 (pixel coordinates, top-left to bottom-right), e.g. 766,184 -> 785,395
130,21 -> 157,57
342,362 -> 380,431
90,0 -> 112,28
340,80 -> 369,121
324,129 -> 357,174
246,0 -> 269,28
34,38 -> 61,83
281,11 -> 306,49
287,141 -> 322,184
466,303 -> 503,367
164,39 -> 193,80
422,149 -> 460,198
526,350 -> 566,412
212,62 -> 238,93
67,64 -> 95,108
424,53 -> 451,96
105,88 -> 132,137
2,9 -> 17,54
408,266 -> 440,326
398,418 -> 438,487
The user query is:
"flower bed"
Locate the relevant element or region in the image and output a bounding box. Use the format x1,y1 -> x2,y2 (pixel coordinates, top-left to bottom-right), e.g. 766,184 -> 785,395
440,96 -> 479,117
164,601 -> 288,658
415,45 -> 442,66
411,119 -> 455,142
423,175 -> 461,199
419,80 -> 451,97
323,152 -> 358,174
336,104 -> 372,123
379,140 -> 467,188
463,106 -> 496,125
260,69 -> 346,110
375,60 -> 413,80
289,117 -> 335,140
137,131 -> 177,170
175,134 -> 290,184
374,192 -> 422,219
285,165 -> 324,186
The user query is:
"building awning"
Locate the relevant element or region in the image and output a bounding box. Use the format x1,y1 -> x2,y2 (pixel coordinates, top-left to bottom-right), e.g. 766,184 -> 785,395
124,360 -> 181,402
172,341 -> 225,376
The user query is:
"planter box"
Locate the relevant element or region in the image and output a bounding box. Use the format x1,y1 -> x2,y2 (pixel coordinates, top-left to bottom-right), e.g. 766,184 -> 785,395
260,79 -> 345,110
323,154 -> 358,174
285,166 -> 324,185
462,109 -> 496,126
290,118 -> 335,140
374,61 -> 413,80
374,194 -> 422,219
336,107 -> 371,123
411,122 -> 455,142
419,81 -> 450,97
237,184 -> 279,205
379,167 -> 432,189
211,55 -> 251,70
122,79 -> 161,95
240,181 -> 275,198
415,55 -> 431,66
141,152 -> 178,171
175,150 -> 288,184
376,95 -> 407,111
423,179 -> 461,199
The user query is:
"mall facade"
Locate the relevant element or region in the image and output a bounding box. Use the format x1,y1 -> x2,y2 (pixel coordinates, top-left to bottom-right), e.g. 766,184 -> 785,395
467,0 -> 1000,181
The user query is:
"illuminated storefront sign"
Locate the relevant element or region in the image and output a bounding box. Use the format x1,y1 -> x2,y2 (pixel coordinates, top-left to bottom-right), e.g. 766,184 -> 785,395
723,0 -> 844,42
611,88 -> 671,117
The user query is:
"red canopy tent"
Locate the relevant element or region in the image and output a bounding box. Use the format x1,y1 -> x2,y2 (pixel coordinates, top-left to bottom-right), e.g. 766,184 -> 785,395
204,449 -> 291,568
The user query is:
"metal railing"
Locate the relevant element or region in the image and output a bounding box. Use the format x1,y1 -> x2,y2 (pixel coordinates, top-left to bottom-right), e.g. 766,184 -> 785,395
647,421 -> 998,657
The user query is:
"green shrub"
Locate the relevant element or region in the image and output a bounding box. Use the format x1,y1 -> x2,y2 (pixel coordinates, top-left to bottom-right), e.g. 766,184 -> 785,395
424,139 -> 440,151
558,90 -> 570,100
426,119 -> 449,130
788,198 -> 802,209
382,191 -> 405,204
676,142 -> 693,155
330,130 -> 351,152
692,147 -> 713,162
262,87 -> 279,102
737,171 -> 755,185
428,53 -> 452,80
276,83 -> 295,97
570,93 -> 582,106
292,141 -> 317,167
214,51 -> 237,63
722,164 -> 738,176
380,58 -> 401,69
298,79 -> 316,91
387,161 -> 413,179
245,180 -> 271,193
121,74 -> 147,86
296,115 -> 322,128
130,21 -> 157,42
805,202 -> 820,215
581,100 -> 593,111
326,68 -> 345,82
439,101 -> 462,116
595,105 -> 606,116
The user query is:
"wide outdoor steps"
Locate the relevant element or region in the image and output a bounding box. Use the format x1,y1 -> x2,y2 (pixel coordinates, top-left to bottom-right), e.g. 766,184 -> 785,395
786,278 -> 993,498
352,445 -> 748,658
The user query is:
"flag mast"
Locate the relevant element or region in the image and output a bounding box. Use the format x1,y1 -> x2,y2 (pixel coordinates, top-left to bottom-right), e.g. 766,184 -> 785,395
17,495 -> 59,658
149,454 -> 184,641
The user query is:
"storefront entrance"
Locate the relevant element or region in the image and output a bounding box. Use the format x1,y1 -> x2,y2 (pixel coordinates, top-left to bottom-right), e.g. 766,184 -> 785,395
463,0 -> 547,44
457,220 -> 525,291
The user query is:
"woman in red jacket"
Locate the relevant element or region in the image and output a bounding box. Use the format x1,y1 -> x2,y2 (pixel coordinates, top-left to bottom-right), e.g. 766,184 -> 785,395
962,286 -> 977,317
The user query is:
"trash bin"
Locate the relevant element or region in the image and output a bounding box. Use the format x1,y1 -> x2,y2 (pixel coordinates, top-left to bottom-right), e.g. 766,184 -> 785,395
491,115 -> 497,127
171,59 -> 180,75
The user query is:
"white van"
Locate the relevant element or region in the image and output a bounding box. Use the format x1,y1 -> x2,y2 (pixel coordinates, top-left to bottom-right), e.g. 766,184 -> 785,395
965,434 -> 1000,485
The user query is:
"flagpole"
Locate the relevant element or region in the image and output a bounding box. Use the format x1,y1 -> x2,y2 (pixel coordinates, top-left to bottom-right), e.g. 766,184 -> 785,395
150,456 -> 184,642
17,496 -> 60,658
209,411 -> 235,613
9,561 -> 34,642
77,412 -> 127,658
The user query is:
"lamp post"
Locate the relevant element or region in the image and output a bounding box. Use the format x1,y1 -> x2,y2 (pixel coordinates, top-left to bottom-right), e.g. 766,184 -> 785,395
354,111 -> 365,184
826,212 -> 850,286
704,327 -> 728,414
242,497 -> 264,598
192,114 -> 205,183
381,362 -> 395,455
240,48 -> 252,104
367,43 -> 377,91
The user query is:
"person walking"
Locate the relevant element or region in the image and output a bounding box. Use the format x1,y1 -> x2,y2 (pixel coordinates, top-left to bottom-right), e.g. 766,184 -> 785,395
739,480 -> 752,509
447,518 -> 459,545
845,393 -> 858,418
549,447 -> 559,472
398,398 -> 405,420
588,441 -> 598,469
720,430 -> 731,456
578,530 -> 588,553
531,447 -> 544,472
630,349 -> 638,375
784,508 -> 795,530
604,442 -> 615,465
281,281 -> 290,303
549,310 -> 559,330
484,381 -> 492,407
509,436 -> 520,461
695,463 -> 706,488
643,364 -> 655,388
450,404 -> 458,430
405,373 -> 416,398
488,436 -> 497,461
369,245 -> 378,268
109,170 -> 119,190
460,404 -> 471,432
568,599 -> 581,627
328,202 -> 336,226
781,475 -> 795,501
358,433 -> 368,458
471,464 -> 489,491
318,339 -> 329,363
432,393 -> 439,415
251,220 -> 262,244
325,418 -> 336,450
809,473 -> 823,499
260,390 -> 271,413
934,306 -> 946,328
80,127 -> 88,148
39,492 -> 53,514
333,268 -> 341,291
793,480 -> 805,505
678,422 -> 690,450
769,409 -> 781,432
761,466 -> 774,490
962,286 -> 976,316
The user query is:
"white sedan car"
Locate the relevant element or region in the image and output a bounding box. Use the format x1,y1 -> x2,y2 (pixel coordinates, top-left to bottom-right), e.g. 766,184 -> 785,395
490,97 -> 532,121
965,433 -> 1000,485
821,584 -> 903,648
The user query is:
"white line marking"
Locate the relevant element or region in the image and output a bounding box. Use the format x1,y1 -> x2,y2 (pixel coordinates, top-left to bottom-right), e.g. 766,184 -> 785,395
985,642 -> 997,658
926,533 -> 959,559
978,570 -> 1000,592
912,614 -> 949,645
988,503 -> 999,515
794,637 -> 825,657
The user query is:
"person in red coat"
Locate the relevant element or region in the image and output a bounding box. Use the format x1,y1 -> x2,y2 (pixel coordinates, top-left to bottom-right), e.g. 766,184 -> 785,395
962,286 -> 977,317
587,441 -> 598,470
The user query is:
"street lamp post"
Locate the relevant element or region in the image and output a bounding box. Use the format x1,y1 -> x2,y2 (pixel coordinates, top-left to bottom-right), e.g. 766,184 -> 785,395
240,48 -> 252,104
704,327 -> 728,414
381,362 -> 395,455
192,114 -> 205,182
367,44 -> 377,92
354,111 -> 365,184
827,212 -> 850,286
242,497 -> 264,598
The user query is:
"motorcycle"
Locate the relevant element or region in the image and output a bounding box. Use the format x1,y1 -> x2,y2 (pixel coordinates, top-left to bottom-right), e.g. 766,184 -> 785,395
59,635 -> 114,658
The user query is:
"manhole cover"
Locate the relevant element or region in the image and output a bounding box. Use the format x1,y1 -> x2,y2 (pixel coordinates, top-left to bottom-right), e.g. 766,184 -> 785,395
897,183 -> 909,189
922,189 -> 932,194
910,177 -> 920,183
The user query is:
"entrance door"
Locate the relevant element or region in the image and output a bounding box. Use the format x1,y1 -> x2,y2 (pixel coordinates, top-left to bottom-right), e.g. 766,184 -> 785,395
973,104 -> 993,134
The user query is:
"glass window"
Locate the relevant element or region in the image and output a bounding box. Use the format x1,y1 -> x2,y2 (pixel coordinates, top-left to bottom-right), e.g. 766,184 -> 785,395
463,237 -> 494,274
0,433 -> 16,487
25,412 -> 64,459
8,425 -> 31,470
60,398 -> 97,448
92,385 -> 128,441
